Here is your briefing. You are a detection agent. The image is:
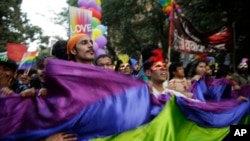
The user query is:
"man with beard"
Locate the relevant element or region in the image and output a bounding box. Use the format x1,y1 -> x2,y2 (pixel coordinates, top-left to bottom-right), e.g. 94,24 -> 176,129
40,34 -> 95,141
67,33 -> 95,64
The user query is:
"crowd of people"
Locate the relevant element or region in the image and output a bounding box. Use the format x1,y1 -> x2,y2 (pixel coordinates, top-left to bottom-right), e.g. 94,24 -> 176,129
1,33 -> 250,141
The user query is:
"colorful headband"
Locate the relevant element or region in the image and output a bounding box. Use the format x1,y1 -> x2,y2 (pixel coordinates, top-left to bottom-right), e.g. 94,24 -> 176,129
148,49 -> 164,63
117,54 -> 130,64
67,33 -> 89,54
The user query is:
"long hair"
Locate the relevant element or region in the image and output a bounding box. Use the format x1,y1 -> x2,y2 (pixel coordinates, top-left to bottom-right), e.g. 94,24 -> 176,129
185,59 -> 206,78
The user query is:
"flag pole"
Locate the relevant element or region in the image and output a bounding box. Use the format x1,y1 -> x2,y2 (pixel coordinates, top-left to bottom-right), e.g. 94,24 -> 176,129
232,22 -> 236,72
167,0 -> 175,64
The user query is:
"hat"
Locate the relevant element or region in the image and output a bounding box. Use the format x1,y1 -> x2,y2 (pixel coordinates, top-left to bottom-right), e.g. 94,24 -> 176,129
0,57 -> 18,71
117,54 -> 130,64
67,33 -> 89,54
130,58 -> 138,69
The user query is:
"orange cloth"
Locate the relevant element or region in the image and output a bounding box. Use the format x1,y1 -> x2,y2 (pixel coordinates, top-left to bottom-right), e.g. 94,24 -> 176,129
67,33 -> 88,54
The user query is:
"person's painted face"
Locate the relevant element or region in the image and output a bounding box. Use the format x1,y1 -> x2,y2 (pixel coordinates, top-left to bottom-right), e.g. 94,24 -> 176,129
118,63 -> 132,75
173,66 -> 185,78
73,36 -> 94,62
149,61 -> 168,82
0,64 -> 15,88
195,62 -> 206,76
96,57 -> 114,71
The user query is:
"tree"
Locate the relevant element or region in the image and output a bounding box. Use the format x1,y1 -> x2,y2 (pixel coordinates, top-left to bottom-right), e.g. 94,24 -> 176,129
101,0 -> 170,58
0,0 -> 49,52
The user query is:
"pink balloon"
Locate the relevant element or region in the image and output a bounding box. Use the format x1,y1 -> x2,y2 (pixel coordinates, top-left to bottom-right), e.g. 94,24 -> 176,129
94,48 -> 106,58
95,36 -> 107,49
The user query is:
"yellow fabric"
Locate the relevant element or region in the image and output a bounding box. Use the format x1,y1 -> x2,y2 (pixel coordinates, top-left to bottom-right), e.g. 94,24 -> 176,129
117,54 -> 130,64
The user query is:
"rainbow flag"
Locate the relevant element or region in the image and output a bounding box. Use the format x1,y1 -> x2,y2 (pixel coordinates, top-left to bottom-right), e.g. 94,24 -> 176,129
17,51 -> 37,70
93,97 -> 229,141
69,6 -> 92,37
1,59 -> 151,141
1,59 -> 250,141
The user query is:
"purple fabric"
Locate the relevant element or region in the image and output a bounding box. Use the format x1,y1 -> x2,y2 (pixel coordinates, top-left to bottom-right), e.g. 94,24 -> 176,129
231,84 -> 250,98
178,97 -> 241,112
190,77 -> 232,101
0,59 -> 148,137
176,76 -> 250,127
150,93 -> 172,106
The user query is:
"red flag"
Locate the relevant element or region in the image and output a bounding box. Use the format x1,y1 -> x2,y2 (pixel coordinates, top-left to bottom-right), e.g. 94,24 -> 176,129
7,43 -> 27,62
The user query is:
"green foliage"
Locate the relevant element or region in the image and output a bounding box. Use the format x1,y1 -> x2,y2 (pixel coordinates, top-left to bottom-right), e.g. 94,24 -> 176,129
0,0 -> 49,52
102,0 -> 168,58
38,46 -> 51,57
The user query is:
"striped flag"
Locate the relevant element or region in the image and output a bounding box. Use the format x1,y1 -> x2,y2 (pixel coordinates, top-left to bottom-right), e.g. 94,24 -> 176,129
18,51 -> 37,70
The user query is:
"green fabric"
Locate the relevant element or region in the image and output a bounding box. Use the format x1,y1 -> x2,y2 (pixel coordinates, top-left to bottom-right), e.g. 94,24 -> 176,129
239,115 -> 250,124
92,97 -> 229,141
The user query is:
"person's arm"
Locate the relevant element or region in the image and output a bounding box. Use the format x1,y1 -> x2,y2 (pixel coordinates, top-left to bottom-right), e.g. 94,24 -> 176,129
230,80 -> 241,90
20,87 -> 36,97
41,132 -> 77,141
1,87 -> 14,96
190,75 -> 202,83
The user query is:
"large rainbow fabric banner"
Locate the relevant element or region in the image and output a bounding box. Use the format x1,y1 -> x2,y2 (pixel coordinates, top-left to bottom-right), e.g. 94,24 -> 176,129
69,6 -> 92,37
0,59 -> 151,141
0,59 -> 250,141
17,51 -> 37,70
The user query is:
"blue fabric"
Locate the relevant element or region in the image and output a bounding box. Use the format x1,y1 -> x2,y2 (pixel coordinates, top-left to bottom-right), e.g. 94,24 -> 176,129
130,58 -> 137,69
1,86 -> 151,141
176,97 -> 250,127
177,77 -> 250,127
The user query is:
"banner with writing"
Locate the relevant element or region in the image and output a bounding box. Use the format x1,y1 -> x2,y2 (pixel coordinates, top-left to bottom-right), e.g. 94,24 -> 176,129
169,11 -> 233,54
69,6 -> 92,37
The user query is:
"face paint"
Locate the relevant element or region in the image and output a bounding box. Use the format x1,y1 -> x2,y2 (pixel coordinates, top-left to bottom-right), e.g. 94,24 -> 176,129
119,63 -> 130,70
150,61 -> 167,71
